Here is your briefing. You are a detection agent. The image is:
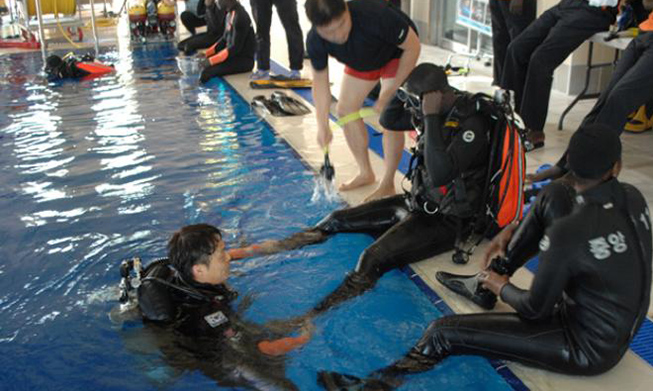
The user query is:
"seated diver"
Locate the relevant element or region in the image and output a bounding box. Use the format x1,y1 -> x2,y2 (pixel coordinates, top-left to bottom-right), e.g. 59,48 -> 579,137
178,0 -> 226,54
317,124 -> 653,390
529,1 -> 653,183
44,53 -> 114,81
196,0 -> 256,83
180,0 -> 207,36
229,63 -> 495,318
119,224 -> 310,390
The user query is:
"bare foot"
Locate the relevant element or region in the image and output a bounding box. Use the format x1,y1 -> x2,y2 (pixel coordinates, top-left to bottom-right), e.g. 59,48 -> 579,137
363,183 -> 396,202
339,173 -> 375,191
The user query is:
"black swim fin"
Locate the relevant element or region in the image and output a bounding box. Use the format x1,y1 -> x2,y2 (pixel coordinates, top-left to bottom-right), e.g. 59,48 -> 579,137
251,95 -> 288,117
271,91 -> 311,116
320,151 -> 335,182
435,271 -> 497,310
317,371 -> 394,391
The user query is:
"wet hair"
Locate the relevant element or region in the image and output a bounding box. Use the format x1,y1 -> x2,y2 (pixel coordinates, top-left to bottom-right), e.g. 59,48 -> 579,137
305,0 -> 347,26
403,63 -> 451,98
567,123 -> 621,180
167,224 -> 222,281
45,55 -> 64,76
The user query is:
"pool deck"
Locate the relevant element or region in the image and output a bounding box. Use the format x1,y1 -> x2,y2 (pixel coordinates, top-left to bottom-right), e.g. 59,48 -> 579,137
3,2 -> 653,390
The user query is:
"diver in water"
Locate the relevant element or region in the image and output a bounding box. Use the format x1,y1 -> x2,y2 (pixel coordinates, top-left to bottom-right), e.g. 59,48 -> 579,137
44,53 -> 114,81
229,63 -> 497,318
117,224 -> 310,390
317,124 -> 652,390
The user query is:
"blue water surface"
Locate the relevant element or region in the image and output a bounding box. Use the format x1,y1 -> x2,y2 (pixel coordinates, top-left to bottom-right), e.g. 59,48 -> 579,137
0,45 -> 514,391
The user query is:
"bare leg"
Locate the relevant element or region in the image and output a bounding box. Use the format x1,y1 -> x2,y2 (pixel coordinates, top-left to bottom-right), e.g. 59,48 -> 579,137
336,74 -> 379,191
365,76 -> 407,201
364,129 -> 404,202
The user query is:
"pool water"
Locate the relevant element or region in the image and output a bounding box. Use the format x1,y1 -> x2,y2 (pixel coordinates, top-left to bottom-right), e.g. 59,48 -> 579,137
0,45 -> 515,390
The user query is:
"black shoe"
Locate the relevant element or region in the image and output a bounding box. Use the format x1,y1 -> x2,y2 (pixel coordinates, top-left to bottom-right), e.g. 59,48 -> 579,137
435,271 -> 497,310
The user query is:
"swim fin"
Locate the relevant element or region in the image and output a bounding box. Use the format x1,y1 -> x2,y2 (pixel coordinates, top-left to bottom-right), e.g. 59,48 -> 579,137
271,91 -> 311,115
435,271 -> 497,310
320,149 -> 335,182
317,371 -> 393,391
250,78 -> 312,89
251,95 -> 288,117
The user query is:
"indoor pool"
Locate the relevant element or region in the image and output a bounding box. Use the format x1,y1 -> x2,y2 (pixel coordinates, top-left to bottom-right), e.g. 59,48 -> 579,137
0,45 -> 519,390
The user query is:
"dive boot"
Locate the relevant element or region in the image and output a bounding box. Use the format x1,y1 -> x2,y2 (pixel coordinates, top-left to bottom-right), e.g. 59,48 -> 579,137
435,271 -> 497,310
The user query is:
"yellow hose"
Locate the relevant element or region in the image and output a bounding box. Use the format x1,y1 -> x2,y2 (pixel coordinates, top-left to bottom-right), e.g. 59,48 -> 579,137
87,17 -> 118,28
54,0 -> 81,48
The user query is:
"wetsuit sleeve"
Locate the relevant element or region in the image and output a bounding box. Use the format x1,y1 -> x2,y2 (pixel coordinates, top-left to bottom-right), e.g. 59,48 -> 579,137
306,29 -> 328,71
503,181 -> 575,273
501,227 -> 571,320
422,113 -> 489,186
226,9 -> 252,57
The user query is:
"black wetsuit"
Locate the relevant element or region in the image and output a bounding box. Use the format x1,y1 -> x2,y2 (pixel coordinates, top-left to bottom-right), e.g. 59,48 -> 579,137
200,2 -> 256,83
134,260 -> 298,390
500,0 -> 616,132
377,178 -> 652,379
178,2 -> 227,55
299,92 -> 491,313
581,31 -> 653,132
306,0 -> 416,72
489,0 -> 536,85
496,179 -> 577,276
250,0 -> 304,71
180,0 -> 207,35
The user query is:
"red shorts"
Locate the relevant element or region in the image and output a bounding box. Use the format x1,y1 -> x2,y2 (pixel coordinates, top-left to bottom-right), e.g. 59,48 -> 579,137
344,58 -> 400,81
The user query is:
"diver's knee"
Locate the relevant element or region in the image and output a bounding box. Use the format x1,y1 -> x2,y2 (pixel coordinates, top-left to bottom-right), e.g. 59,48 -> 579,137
354,247 -> 385,279
415,318 -> 453,358
316,211 -> 344,233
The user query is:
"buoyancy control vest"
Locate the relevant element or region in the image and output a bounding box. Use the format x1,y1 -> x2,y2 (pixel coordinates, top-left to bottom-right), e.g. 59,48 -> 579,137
134,259 -> 238,329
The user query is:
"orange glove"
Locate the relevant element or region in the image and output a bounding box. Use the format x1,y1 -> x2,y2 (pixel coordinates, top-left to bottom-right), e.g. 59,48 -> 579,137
257,334 -> 310,356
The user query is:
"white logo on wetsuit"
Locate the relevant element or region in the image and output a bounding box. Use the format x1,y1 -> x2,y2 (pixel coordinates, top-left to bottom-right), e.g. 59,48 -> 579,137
204,310 -> 229,328
589,231 -> 628,260
462,130 -> 475,143
539,235 -> 550,251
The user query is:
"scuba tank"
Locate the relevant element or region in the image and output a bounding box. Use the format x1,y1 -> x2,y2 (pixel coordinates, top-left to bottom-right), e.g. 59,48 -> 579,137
146,0 -> 159,34
128,0 -> 148,41
157,0 -> 177,39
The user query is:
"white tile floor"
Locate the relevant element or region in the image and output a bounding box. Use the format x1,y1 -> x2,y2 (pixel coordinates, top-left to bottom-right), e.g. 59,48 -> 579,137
3,2 -> 652,389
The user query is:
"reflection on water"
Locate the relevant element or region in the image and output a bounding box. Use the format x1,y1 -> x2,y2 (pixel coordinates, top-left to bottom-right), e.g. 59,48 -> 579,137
0,45 -> 512,391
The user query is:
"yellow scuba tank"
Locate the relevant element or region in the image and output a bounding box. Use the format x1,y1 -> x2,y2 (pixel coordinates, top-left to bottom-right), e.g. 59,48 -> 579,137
128,0 -> 148,22
157,0 -> 176,21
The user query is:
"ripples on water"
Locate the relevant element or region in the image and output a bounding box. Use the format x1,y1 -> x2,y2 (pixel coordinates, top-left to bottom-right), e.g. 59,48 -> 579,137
0,45 -> 512,391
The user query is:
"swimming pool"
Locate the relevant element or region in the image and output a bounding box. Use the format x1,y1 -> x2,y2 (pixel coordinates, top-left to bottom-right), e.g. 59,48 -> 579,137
0,45 -> 518,390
